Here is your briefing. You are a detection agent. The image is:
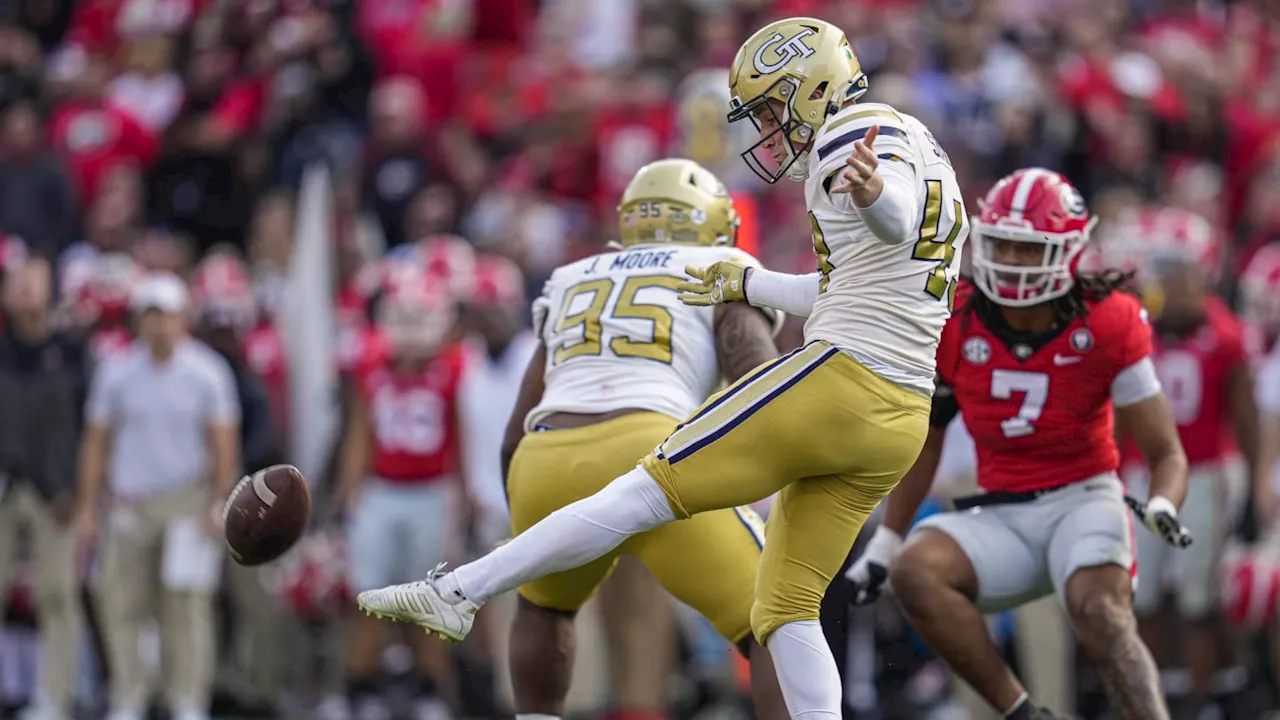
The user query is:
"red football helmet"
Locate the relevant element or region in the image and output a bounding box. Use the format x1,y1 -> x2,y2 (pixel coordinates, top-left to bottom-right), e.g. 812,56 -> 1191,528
1240,244 -> 1280,341
971,168 -> 1097,307
191,252 -> 257,330
415,234 -> 477,301
1105,206 -> 1222,282
265,530 -> 351,621
470,254 -> 525,308
1220,542 -> 1280,629
377,264 -> 455,358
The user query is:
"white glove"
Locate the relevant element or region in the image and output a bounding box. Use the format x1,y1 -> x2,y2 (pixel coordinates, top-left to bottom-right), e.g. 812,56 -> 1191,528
1124,494 -> 1193,549
845,525 -> 902,605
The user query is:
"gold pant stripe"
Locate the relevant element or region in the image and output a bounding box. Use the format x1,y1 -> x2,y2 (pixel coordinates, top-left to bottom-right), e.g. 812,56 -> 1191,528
658,342 -> 838,465
640,349 -> 931,644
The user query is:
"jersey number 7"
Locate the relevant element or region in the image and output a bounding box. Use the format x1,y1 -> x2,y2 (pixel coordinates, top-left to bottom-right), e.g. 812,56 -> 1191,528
991,369 -> 1048,438
552,275 -> 684,365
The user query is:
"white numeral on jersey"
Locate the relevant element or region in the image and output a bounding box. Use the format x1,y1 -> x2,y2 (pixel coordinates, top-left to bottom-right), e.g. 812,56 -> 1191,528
372,386 -> 446,454
991,369 -> 1049,438
1153,350 -> 1203,426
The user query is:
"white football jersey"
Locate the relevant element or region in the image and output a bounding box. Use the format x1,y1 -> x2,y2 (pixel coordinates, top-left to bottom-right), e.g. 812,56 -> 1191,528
527,244 -> 776,430
803,102 -> 968,396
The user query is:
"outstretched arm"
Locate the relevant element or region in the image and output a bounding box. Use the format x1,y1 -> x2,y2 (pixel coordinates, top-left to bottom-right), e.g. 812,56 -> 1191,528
743,268 -> 821,318
1114,361 -> 1188,511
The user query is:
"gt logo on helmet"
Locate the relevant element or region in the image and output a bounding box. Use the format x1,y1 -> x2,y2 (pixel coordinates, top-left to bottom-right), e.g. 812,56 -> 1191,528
752,29 -> 817,74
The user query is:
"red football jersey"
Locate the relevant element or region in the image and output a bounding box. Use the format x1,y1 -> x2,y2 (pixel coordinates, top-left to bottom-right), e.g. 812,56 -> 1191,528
357,342 -> 467,482
939,288 -> 1153,493
1121,296 -> 1249,466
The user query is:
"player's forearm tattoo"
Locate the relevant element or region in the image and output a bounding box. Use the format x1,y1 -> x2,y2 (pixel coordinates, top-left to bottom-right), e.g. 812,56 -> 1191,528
716,306 -> 780,382
1094,633 -> 1169,720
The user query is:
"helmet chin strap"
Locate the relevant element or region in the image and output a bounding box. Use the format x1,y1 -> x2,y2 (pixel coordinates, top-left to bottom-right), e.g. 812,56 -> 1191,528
785,148 -> 811,182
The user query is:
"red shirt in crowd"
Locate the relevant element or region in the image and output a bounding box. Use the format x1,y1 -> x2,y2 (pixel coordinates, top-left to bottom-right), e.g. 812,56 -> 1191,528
48,101 -> 159,202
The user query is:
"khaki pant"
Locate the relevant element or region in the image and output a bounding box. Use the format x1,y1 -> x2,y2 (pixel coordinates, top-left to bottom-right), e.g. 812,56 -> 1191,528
97,483 -> 217,713
216,560 -> 284,706
0,482 -> 81,713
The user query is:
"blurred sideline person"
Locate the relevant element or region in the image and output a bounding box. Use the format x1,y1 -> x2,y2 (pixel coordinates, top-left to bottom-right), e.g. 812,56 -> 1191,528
1115,211 -> 1258,715
0,256 -> 89,720
360,17 -> 968,715
456,253 -> 538,715
75,272 -> 241,720
336,264 -> 468,719
190,250 -> 285,718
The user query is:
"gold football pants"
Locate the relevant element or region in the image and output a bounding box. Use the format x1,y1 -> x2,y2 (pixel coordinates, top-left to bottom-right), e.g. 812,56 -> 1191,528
642,341 -> 929,643
507,412 -> 765,643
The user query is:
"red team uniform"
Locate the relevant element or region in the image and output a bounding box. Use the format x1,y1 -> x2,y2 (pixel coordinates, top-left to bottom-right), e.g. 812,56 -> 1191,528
939,287 -> 1152,495
1124,295 -> 1251,618
344,268 -> 469,594
900,169 -> 1169,615
355,342 -> 466,485
917,282 -> 1152,610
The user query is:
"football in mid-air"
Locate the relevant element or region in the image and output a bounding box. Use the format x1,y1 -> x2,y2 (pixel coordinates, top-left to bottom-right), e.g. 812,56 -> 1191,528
223,464 -> 311,566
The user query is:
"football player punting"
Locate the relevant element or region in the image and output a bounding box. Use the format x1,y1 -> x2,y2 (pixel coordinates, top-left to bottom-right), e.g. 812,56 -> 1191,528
1116,211 -> 1259,713
846,169 -> 1190,720
336,267 -> 469,718
358,16 -> 966,717
480,158 -> 791,719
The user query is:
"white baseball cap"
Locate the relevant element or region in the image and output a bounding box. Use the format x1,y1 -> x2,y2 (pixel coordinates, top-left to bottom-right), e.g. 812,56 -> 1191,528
130,272 -> 190,314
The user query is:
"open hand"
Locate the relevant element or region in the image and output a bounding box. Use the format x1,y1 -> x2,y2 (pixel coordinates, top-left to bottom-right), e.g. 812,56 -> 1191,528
831,125 -> 882,200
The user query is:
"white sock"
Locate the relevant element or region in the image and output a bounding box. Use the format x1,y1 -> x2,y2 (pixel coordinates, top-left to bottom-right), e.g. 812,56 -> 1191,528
1003,692 -> 1030,717
765,620 -> 844,718
449,467 -> 676,604
515,715 -> 561,720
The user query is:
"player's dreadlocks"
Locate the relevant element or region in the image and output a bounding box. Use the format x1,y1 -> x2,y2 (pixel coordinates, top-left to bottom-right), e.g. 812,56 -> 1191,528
1063,268 -> 1139,318
958,268 -> 1139,331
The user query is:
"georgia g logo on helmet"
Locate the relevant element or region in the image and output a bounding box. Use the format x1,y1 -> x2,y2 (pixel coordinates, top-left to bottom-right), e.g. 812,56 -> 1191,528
752,28 -> 817,74
1059,182 -> 1087,219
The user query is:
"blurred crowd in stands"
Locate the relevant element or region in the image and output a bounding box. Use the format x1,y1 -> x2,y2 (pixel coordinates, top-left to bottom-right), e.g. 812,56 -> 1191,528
3,0 -> 1280,718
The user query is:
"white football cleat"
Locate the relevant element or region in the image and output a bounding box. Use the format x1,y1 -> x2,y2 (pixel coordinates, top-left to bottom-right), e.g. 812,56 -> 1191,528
357,563 -> 479,642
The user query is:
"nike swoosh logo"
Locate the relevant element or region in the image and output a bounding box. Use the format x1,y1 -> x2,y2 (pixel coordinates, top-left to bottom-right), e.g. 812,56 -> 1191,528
1053,354 -> 1081,366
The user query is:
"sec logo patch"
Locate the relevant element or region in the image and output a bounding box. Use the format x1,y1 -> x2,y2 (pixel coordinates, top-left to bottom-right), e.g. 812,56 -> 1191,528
963,336 -> 991,365
1070,329 -> 1094,353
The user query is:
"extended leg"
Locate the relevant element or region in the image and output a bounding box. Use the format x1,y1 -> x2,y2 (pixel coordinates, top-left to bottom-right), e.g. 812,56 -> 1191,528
890,528 -> 1030,714
452,468 -> 677,605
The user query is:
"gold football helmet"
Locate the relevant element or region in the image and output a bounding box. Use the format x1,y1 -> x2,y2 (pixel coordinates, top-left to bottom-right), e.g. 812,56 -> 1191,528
616,159 -> 740,248
728,17 -> 868,183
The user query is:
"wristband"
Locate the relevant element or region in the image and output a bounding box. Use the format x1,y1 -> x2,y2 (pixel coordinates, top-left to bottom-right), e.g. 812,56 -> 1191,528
864,525 -> 904,564
1146,495 -> 1177,518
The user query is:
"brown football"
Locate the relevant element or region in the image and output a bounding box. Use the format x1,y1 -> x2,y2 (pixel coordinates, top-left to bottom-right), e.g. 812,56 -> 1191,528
223,464 -> 311,566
